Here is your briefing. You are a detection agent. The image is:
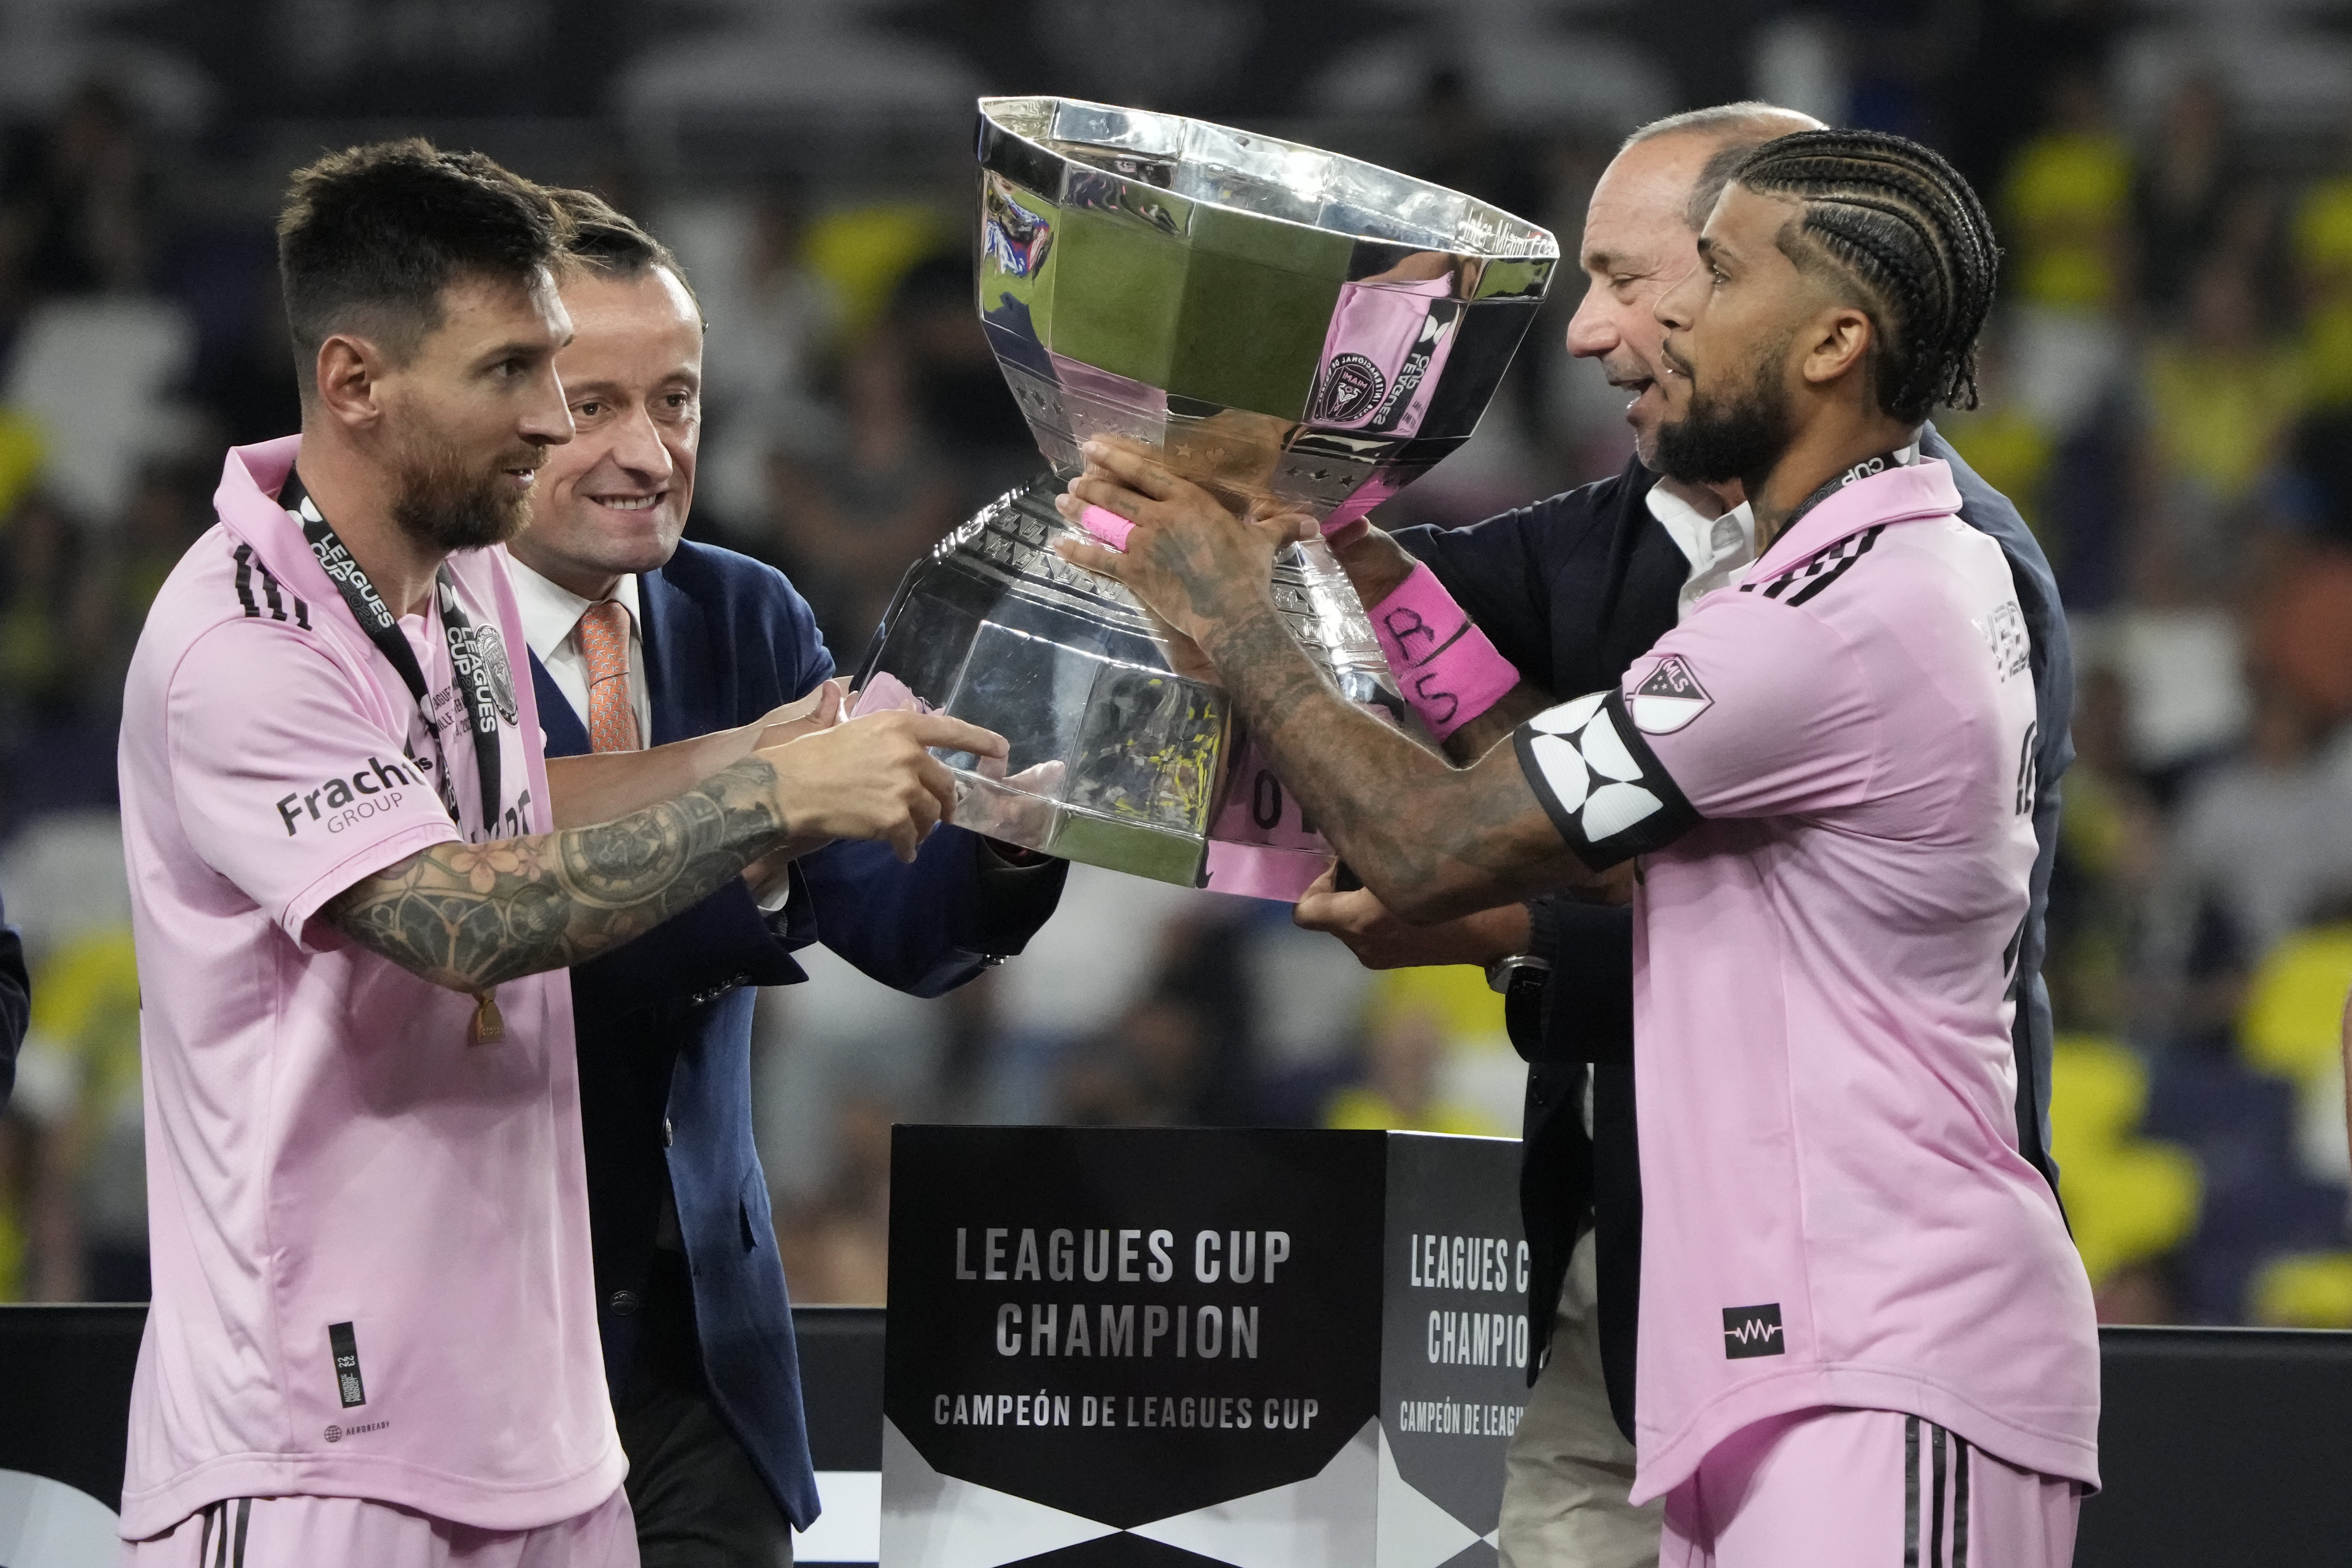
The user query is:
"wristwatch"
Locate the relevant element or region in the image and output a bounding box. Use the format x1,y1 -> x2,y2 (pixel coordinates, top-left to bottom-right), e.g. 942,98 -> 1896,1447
1485,952 -> 1553,1047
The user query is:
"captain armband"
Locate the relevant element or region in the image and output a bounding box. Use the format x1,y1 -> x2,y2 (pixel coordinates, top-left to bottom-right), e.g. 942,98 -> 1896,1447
1512,689 -> 1698,870
1369,563 -> 1522,742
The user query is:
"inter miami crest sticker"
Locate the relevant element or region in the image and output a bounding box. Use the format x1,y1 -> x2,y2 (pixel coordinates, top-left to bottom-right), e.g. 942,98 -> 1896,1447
1630,655 -> 1712,734
1312,352 -> 1387,424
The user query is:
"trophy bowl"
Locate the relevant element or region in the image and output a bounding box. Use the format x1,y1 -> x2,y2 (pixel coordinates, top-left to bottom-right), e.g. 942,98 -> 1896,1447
853,96 -> 1558,896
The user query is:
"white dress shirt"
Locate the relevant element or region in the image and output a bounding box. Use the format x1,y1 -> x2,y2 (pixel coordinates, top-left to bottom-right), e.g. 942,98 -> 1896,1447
505,553 -> 654,747
1644,480 -> 1758,618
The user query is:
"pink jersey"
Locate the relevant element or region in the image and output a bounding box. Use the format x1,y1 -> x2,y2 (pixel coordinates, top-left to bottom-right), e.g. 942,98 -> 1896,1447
1511,458 -> 2099,1504
116,437 -> 623,1536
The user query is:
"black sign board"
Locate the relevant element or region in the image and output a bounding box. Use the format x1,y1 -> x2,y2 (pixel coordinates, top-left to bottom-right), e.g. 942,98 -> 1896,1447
882,1125 -> 1525,1567
13,1306 -> 2352,1563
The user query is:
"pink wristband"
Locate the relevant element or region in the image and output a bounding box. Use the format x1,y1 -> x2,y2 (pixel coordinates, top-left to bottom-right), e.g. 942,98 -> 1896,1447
1370,562 -> 1520,741
1077,504 -> 1134,552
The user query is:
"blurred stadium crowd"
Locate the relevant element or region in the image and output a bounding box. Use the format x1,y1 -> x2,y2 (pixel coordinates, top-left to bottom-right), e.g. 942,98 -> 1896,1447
3,0 -> 2352,1329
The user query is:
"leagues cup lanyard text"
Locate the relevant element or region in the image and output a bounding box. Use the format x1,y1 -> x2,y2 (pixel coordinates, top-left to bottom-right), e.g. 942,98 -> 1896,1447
1774,446 -> 1914,540
281,469 -> 510,1044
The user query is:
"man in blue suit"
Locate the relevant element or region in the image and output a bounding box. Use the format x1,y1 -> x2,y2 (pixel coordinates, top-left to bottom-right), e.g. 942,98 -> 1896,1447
505,190 -> 1067,1566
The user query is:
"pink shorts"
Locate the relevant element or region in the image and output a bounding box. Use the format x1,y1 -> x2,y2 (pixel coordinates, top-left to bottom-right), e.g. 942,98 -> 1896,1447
122,1487 -> 638,1568
1661,1407 -> 2081,1568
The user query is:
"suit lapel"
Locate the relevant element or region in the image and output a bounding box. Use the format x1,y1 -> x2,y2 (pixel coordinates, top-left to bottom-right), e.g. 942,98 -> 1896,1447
637,566 -> 718,746
529,648 -> 591,759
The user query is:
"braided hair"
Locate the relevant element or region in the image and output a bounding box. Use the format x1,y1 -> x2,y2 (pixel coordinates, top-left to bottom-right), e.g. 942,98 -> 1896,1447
1729,129 -> 2000,425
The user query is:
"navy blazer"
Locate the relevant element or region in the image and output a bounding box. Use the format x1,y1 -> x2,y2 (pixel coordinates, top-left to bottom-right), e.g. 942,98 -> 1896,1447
1397,427 -> 2074,1436
533,539 -> 1066,1529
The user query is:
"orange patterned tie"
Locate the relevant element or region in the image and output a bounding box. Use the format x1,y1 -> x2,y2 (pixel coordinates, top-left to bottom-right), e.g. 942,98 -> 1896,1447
577,600 -> 640,753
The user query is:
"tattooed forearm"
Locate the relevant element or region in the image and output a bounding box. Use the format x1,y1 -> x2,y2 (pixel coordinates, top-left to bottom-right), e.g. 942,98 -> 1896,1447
1202,607 -> 1589,924
1438,682 -> 1556,767
1056,443 -> 1580,919
326,755 -> 789,993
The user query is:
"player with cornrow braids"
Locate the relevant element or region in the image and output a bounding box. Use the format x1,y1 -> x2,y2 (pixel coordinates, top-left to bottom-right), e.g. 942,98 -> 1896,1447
1062,124 -> 2097,1568
1725,127 -> 2001,425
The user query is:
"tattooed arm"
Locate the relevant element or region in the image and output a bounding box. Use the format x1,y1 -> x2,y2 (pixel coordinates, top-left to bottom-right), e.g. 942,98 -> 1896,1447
542,680 -> 847,831
326,709 -> 1005,993
1441,689 -> 1556,767
1162,595 -> 1590,922
1057,442 -> 1594,926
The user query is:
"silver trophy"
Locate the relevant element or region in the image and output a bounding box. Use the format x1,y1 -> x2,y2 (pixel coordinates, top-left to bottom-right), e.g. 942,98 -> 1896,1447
854,96 -> 1558,896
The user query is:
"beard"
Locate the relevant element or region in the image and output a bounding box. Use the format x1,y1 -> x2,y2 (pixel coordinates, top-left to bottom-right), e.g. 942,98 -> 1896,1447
1652,329 -> 1798,489
387,419 -> 540,553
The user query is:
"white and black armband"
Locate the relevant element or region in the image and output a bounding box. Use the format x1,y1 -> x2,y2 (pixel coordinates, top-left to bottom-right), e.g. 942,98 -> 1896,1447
1512,689 -> 1698,870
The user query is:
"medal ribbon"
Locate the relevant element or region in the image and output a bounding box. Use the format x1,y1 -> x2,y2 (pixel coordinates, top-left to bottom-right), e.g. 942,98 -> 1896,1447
1771,446 -> 1915,545
280,468 -> 509,1043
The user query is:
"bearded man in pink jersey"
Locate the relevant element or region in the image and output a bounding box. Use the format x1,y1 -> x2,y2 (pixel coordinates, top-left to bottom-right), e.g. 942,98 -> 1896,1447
1059,128 -> 2099,1568
116,141 -> 1002,1568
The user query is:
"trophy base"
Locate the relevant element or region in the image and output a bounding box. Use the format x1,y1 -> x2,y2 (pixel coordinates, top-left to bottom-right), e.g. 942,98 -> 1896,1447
1201,840 -> 1332,902
949,767 -> 1209,887
951,768 -> 1336,898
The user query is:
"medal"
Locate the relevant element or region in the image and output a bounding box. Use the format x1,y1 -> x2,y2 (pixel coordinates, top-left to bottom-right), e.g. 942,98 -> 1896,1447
469,990 -> 506,1047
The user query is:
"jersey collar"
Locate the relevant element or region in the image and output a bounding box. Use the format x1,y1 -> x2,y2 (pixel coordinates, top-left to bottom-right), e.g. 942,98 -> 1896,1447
1742,455 -> 1961,585
211,436 -> 349,618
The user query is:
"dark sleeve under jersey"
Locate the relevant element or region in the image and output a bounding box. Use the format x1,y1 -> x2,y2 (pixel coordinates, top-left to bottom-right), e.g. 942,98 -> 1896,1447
1388,509 -> 1553,680
0,889 -> 25,1107
1924,423 -> 2074,1191
1385,468 -> 1644,696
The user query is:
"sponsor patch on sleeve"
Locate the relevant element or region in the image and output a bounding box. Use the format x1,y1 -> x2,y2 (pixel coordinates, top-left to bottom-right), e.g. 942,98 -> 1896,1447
1630,654 -> 1713,733
1512,688 -> 1699,870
